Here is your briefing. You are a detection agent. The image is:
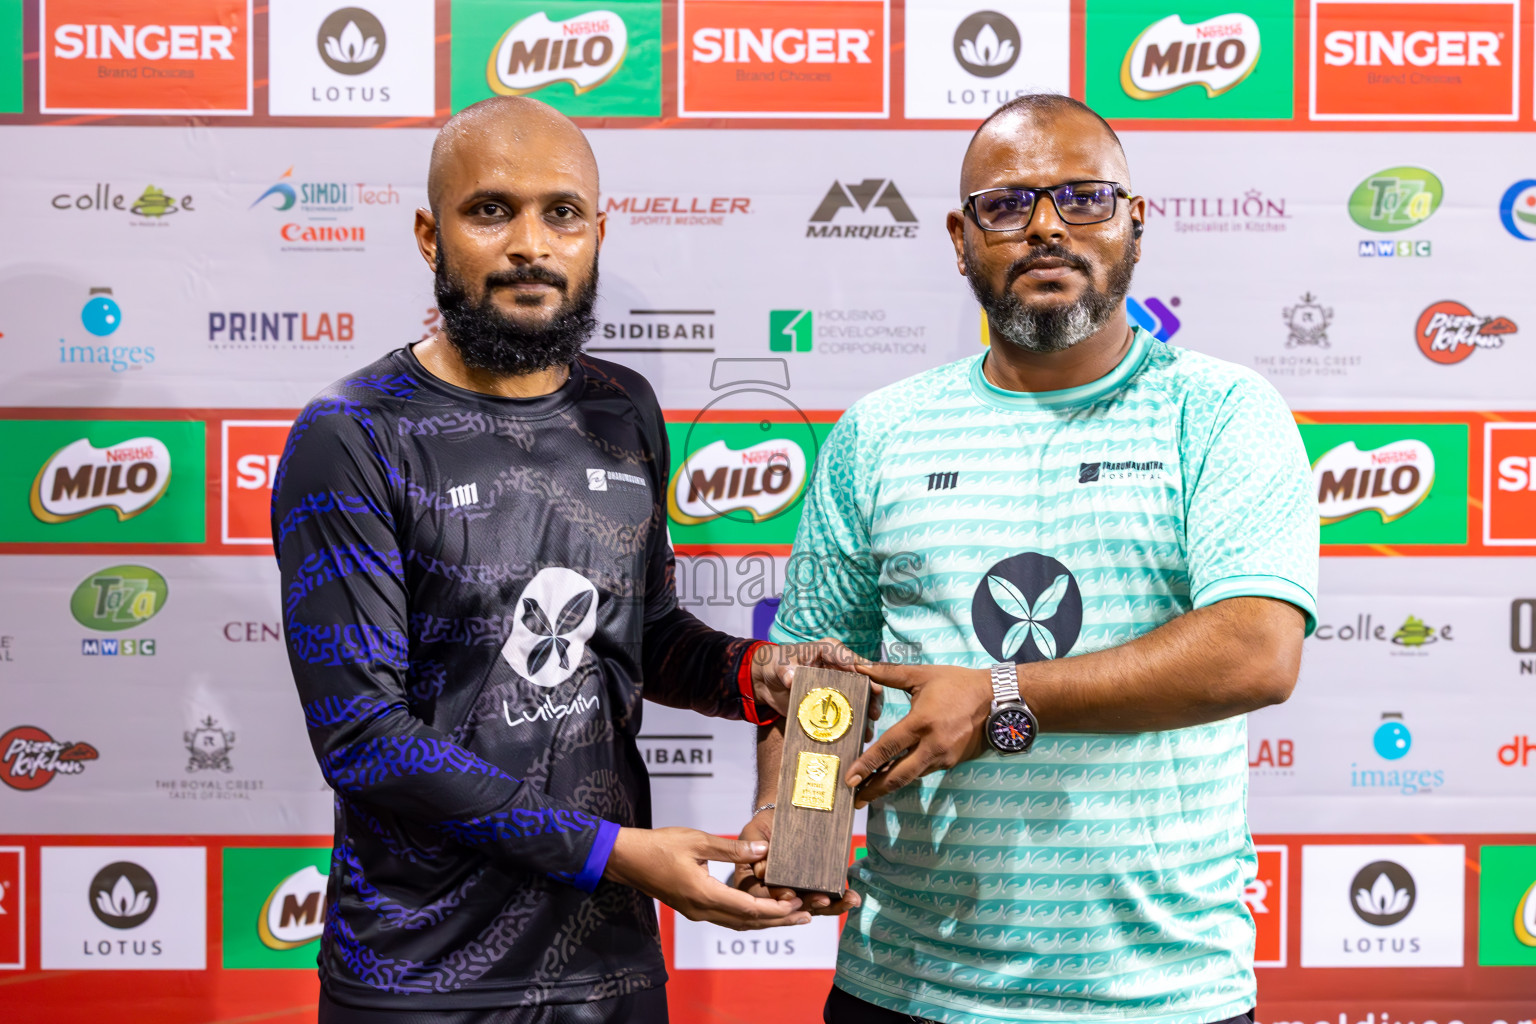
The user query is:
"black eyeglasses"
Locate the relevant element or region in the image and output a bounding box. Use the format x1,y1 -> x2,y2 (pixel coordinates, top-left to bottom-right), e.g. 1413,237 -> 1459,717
964,181 -> 1130,232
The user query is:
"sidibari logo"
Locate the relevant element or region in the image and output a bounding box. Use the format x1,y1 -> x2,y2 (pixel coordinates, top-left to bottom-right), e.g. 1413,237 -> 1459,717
258,865 -> 327,950
668,439 -> 807,525
318,7 -> 385,76
70,566 -> 167,632
1312,439 -> 1433,525
1348,166 -> 1443,232
1120,13 -> 1260,99
487,11 -> 626,96
1415,301 -> 1516,364
0,725 -> 99,791
30,437 -> 172,524
971,553 -> 1082,662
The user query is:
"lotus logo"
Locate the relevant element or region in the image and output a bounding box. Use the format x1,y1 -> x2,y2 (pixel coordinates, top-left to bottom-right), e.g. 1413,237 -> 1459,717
500,568 -> 599,689
89,861 -> 157,929
667,439 -> 808,526
30,437 -> 173,524
1350,860 -> 1416,926
318,7 -> 386,75
1120,13 -> 1261,100
1312,439 -> 1434,525
487,11 -> 627,97
953,11 -> 1020,78
259,864 -> 328,950
1348,167 -> 1443,232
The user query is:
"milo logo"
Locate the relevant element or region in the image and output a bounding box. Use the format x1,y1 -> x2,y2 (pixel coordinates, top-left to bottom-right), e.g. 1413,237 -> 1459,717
487,11 -> 627,96
70,565 -> 168,632
1348,167 -> 1443,232
1313,439 -> 1434,525
669,438 -> 807,526
258,864 -> 328,951
30,436 -> 171,523
1121,13 -> 1261,99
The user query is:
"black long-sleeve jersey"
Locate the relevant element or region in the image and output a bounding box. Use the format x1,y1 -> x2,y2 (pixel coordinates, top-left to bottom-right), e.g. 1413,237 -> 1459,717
272,348 -> 765,1010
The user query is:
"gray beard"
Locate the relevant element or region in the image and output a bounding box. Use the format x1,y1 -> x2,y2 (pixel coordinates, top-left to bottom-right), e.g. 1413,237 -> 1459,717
966,240 -> 1136,354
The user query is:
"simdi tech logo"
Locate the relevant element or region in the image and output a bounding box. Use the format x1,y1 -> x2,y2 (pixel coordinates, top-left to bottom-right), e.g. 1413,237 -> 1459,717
1299,422 -> 1467,545
222,847 -> 330,968
450,1 -> 661,117
41,0 -> 253,115
903,2 -> 1070,121
679,0 -> 888,118
1085,0 -> 1294,119
1310,0 -> 1518,121
266,1 -> 436,117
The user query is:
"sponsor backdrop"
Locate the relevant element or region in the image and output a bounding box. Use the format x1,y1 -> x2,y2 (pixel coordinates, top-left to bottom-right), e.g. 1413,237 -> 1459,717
1,1 -> 1535,1022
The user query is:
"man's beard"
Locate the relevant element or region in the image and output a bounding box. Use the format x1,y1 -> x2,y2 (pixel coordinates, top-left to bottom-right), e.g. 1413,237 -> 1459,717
433,248 -> 599,376
965,238 -> 1136,354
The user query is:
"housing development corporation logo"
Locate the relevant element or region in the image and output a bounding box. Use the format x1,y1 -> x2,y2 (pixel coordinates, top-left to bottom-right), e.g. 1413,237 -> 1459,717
903,2 -> 1069,120
30,438 -> 172,524
1415,300 -> 1516,364
1499,180 -> 1536,240
768,308 -> 927,356
971,553 -> 1082,663
1312,438 -> 1433,525
1311,0 -> 1518,121
1120,13 -> 1261,99
0,726 -> 99,791
807,179 -> 917,239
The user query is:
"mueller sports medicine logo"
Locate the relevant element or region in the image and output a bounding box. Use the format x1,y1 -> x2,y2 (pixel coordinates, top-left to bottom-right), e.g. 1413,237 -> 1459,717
1120,13 -> 1261,99
1311,0 -> 1518,121
487,11 -> 627,96
30,437 -> 172,524
1415,301 -> 1516,364
0,726 -> 99,791
42,0 -> 252,115
604,195 -> 751,228
1313,439 -> 1433,525
668,439 -> 808,525
807,179 -> 917,239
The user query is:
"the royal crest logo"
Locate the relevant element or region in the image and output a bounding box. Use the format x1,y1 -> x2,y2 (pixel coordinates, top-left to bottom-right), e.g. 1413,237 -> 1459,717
486,11 -> 627,96
1313,439 -> 1435,525
30,437 -> 172,524
0,725 -> 99,791
1415,301 -> 1517,365
257,864 -> 327,950
668,439 -> 808,526
1283,292 -> 1332,348
1120,13 -> 1261,100
185,716 -> 235,773
501,567 -> 599,689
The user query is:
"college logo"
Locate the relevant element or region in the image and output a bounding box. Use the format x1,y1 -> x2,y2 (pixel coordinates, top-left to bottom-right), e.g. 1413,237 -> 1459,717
223,420 -> 292,546
807,179 -> 917,239
971,553 -> 1082,663
1348,166 -> 1442,232
1499,180 -> 1536,241
0,726 -> 99,791
1351,860 -> 1416,926
903,2 -> 1068,120
501,567 -> 599,689
679,0 -> 887,118
1312,438 -> 1433,525
1313,612 -> 1453,652
1415,301 -> 1516,364
1302,844 -> 1465,967
1311,0 -> 1518,121
222,848 -> 331,968
267,1 -> 434,115
668,438 -> 808,526
50,184 -> 196,226
1478,846 -> 1536,965
89,862 -> 157,930
0,847 -> 23,970
42,846 -> 206,969
1484,423 -> 1536,545
41,0 -> 253,115
30,437 -> 171,524
452,1 -> 661,117
1120,12 -> 1260,99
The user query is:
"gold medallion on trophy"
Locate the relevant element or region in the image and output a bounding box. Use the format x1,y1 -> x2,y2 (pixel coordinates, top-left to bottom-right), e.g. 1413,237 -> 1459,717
791,751 -> 839,811
797,687 -> 853,743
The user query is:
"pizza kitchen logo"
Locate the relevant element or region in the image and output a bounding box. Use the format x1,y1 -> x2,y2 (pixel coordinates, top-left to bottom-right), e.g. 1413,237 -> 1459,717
1313,439 -> 1433,525
1120,12 -> 1260,100
30,437 -> 172,524
0,725 -> 99,791
1415,300 -> 1516,364
486,10 -> 627,96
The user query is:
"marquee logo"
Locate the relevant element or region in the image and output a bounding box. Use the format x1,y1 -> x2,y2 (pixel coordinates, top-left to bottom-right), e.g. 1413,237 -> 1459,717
1415,301 -> 1516,364
0,725 -> 99,791
258,865 -> 327,950
806,179 -> 917,239
668,438 -> 808,526
1120,13 -> 1261,99
1348,166 -> 1443,232
487,10 -> 627,96
1311,0 -> 1518,121
1312,439 -> 1433,525
30,437 -> 172,524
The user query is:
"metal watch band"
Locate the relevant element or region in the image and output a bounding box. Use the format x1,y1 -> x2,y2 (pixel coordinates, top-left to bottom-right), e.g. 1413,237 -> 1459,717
990,663 -> 1018,708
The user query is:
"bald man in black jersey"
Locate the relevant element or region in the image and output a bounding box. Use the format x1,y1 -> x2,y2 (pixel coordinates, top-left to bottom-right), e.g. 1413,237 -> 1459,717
273,97 -> 860,1024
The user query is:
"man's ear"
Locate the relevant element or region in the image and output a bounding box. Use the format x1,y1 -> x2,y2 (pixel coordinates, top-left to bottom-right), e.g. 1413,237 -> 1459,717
414,208 -> 438,272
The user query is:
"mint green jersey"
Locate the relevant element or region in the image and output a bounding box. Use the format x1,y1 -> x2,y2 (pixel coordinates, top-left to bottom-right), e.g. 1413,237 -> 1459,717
771,329 -> 1318,1024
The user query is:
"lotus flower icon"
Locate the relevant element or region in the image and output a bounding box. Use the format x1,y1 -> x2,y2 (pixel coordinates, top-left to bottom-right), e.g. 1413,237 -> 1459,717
1348,860 -> 1416,926
324,21 -> 380,67
952,12 -> 1022,77
959,23 -> 1015,70
317,8 -> 387,75
1355,871 -> 1412,917
96,874 -> 152,920
88,861 -> 158,929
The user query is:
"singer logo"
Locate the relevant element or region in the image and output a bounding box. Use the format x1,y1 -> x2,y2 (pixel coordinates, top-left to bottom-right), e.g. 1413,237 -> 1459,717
0,847 -> 21,968
222,421 -> 293,545
1243,846 -> 1288,966
1310,1 -> 1517,120
678,0 -> 888,117
1313,439 -> 1435,525
668,438 -> 808,525
1121,13 -> 1261,99
42,0 -> 253,115
1484,423 -> 1536,545
30,437 -> 172,524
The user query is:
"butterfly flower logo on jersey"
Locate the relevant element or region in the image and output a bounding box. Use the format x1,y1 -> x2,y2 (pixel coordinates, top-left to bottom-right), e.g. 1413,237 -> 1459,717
501,567 -> 600,689
988,573 -> 1070,660
520,590 -> 594,676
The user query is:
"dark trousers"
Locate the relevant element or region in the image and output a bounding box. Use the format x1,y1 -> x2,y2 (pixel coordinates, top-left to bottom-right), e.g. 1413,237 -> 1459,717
318,985 -> 668,1024
824,985 -> 1254,1024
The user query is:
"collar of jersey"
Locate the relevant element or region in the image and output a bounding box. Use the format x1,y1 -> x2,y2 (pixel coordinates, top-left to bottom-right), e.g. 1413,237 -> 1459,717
400,345 -> 583,416
968,326 -> 1153,412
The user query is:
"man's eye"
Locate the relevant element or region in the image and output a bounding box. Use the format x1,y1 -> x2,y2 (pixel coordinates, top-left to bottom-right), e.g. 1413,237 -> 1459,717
550,205 -> 579,219
474,202 -> 506,217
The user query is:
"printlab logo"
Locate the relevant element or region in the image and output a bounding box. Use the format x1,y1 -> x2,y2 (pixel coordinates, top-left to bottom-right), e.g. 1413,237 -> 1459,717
1127,296 -> 1180,341
0,725 -> 99,791
501,567 -> 599,688
89,862 -> 157,930
1351,860 -> 1415,927
1500,180 -> 1536,241
185,716 -> 234,773
971,553 -> 1082,663
954,11 -> 1019,76
807,179 -> 918,239
318,8 -> 385,74
1248,737 -> 1294,776
1415,301 -> 1516,365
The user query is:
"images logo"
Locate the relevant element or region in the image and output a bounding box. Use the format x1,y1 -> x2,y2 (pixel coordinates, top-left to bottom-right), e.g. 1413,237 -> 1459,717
1120,13 -> 1260,99
1484,423 -> 1536,545
71,565 -> 167,632
1311,0 -> 1518,121
1352,712 -> 1445,795
1415,301 -> 1516,364
679,0 -> 887,118
81,288 -> 121,337
0,726 -> 99,791
30,438 -> 171,524
971,553 -> 1082,663
1478,846 -> 1536,965
668,438 -> 808,525
222,848 -> 331,968
318,7 -> 385,74
1499,180 -> 1536,241
1374,711 -> 1411,760
806,179 -> 917,239
60,287 -> 155,374
1348,166 -> 1443,231
41,0 -> 253,115
1127,295 -> 1181,341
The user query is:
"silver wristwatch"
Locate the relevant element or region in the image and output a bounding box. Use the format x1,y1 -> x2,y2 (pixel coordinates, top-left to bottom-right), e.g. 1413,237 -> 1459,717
984,663 -> 1038,755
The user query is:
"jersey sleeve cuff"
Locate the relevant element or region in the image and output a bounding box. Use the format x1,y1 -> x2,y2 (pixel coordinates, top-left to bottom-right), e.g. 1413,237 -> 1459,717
571,819 -> 621,893
737,641 -> 780,726
1192,574 -> 1318,637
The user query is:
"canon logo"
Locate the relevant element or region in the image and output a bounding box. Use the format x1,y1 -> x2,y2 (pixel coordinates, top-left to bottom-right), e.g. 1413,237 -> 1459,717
1322,30 -> 1500,68
52,24 -> 237,62
690,28 -> 872,65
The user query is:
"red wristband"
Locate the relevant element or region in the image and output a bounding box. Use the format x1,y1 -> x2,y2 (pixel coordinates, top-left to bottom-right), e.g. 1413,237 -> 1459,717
737,640 -> 780,726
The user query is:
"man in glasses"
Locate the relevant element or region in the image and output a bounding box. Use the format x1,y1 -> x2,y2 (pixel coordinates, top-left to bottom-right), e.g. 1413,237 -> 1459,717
741,95 -> 1317,1024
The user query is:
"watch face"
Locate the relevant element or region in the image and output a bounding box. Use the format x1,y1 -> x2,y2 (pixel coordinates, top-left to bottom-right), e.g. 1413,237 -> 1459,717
988,705 -> 1036,754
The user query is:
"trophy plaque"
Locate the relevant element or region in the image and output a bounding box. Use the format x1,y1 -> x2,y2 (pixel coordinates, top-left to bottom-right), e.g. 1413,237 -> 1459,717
763,666 -> 870,896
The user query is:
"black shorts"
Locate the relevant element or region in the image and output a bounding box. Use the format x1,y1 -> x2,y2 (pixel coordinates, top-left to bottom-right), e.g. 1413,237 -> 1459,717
317,985 -> 668,1024
824,984 -> 1254,1024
